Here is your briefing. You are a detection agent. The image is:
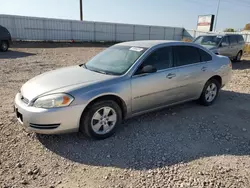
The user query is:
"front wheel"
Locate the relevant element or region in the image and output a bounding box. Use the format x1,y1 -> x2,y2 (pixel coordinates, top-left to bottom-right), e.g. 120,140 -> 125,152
199,79 -> 220,106
79,100 -> 122,139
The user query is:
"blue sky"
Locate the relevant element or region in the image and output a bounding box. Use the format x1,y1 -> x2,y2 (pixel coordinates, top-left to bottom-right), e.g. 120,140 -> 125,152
0,0 -> 250,30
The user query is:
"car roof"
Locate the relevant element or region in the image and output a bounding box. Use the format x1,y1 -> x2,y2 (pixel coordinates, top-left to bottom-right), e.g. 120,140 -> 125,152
116,40 -> 182,48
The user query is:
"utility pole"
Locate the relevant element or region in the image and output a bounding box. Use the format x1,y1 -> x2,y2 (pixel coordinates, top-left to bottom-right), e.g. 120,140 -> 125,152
80,0 -> 83,21
214,0 -> 221,32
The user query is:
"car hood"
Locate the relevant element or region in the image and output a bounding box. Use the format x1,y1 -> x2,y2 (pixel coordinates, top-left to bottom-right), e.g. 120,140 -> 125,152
21,65 -> 114,101
201,44 -> 217,51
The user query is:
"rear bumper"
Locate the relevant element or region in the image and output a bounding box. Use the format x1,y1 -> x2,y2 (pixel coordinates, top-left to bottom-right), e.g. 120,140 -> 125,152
221,69 -> 232,88
14,93 -> 86,134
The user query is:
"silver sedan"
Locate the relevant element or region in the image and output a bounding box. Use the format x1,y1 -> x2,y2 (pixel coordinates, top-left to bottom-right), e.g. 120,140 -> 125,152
14,40 -> 232,139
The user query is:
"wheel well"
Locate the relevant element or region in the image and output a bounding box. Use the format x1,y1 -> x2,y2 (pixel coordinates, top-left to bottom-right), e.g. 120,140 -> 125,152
83,95 -> 127,119
209,75 -> 222,87
1,40 -> 9,47
1,40 -> 9,44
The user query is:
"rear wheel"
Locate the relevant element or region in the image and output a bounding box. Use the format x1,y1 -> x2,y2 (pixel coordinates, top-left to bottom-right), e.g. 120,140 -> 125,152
79,100 -> 122,139
199,79 -> 220,106
0,41 -> 9,52
234,51 -> 242,62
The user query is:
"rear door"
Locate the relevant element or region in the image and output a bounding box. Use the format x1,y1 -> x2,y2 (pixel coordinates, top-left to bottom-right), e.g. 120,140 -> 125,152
228,35 -> 239,58
236,35 -> 245,52
218,36 -> 232,57
131,46 -> 179,113
172,45 -> 212,101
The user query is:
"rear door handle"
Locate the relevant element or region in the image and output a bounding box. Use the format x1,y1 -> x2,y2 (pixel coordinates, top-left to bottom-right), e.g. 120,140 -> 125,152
201,67 -> 207,72
166,73 -> 176,79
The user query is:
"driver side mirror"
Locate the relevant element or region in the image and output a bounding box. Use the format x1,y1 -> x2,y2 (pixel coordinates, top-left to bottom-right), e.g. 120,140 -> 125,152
141,65 -> 157,74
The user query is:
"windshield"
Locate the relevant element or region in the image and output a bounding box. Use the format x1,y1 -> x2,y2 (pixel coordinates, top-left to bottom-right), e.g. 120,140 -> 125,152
194,36 -> 223,46
84,45 -> 147,75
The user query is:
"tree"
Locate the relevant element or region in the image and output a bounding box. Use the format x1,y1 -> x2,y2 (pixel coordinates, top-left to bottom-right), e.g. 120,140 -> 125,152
224,28 -> 235,32
244,23 -> 250,31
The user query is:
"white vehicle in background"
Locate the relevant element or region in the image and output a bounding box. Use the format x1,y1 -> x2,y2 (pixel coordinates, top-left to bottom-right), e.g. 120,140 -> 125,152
193,34 -> 245,61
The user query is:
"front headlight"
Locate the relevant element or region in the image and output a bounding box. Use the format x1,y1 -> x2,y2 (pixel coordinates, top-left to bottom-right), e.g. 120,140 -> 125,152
33,93 -> 74,108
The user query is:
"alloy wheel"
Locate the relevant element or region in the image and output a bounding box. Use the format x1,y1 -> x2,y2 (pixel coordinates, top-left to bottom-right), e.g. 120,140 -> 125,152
91,107 -> 117,135
237,52 -> 242,61
205,83 -> 217,102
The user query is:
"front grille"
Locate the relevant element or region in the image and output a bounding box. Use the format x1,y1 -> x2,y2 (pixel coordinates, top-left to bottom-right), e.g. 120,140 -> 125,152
29,123 -> 60,129
20,95 -> 29,104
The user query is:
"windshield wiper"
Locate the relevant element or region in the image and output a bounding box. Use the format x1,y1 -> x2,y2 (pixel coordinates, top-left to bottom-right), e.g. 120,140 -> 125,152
83,66 -> 117,75
92,69 -> 118,76
80,64 -> 87,69
90,69 -> 108,75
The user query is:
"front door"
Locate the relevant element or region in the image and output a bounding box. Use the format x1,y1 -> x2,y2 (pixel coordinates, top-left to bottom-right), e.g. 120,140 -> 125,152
131,68 -> 180,113
131,46 -> 178,113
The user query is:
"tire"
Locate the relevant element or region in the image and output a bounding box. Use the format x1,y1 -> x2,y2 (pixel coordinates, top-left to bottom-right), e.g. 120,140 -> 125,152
234,51 -> 242,62
0,41 -> 9,52
79,100 -> 122,139
199,79 -> 220,106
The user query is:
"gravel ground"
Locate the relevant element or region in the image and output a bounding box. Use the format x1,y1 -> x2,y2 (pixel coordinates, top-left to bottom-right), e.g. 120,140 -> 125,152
1,42 -> 250,188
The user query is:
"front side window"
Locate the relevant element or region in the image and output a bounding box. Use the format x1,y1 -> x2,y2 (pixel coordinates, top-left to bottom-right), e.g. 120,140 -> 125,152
194,35 -> 223,46
135,47 -> 173,74
85,45 -> 147,75
174,46 -> 200,67
142,47 -> 173,70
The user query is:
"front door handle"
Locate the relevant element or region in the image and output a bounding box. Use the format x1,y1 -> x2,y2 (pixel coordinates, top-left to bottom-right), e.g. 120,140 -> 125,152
166,73 -> 176,79
201,67 -> 207,72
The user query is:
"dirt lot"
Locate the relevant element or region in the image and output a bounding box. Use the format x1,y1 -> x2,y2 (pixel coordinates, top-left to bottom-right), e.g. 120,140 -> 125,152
1,42 -> 250,188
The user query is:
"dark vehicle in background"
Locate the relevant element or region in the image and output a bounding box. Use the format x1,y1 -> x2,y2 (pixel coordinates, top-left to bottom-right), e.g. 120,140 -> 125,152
0,25 -> 11,52
193,34 -> 245,61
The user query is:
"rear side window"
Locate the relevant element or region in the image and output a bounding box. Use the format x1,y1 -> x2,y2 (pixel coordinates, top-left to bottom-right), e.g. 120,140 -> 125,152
174,46 -> 200,66
198,49 -> 212,62
237,35 -> 244,43
229,35 -> 238,45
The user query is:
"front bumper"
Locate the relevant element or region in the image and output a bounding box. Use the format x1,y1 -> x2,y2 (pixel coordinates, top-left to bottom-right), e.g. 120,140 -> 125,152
14,93 -> 86,134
